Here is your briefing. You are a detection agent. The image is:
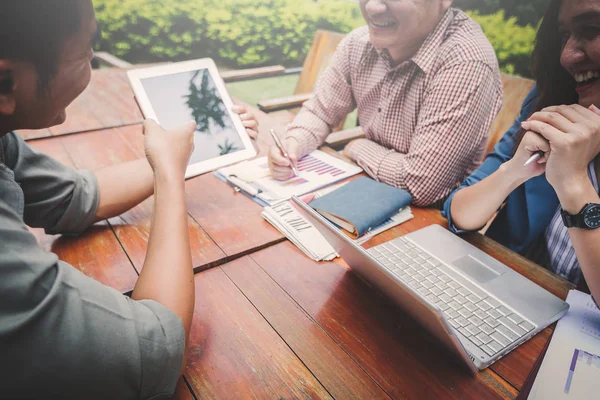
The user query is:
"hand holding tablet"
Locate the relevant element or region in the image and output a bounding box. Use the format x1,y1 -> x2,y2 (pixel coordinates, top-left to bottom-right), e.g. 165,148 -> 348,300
128,59 -> 257,179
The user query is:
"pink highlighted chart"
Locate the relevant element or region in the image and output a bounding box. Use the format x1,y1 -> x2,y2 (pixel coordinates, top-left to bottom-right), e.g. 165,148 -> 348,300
297,155 -> 347,177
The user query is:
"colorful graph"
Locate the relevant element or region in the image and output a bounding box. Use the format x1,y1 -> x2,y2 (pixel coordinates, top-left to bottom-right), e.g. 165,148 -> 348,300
297,155 -> 346,176
564,349 -> 600,394
281,176 -> 309,186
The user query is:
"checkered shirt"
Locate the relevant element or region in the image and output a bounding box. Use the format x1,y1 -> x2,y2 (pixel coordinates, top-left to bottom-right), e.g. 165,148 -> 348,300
287,8 -> 503,206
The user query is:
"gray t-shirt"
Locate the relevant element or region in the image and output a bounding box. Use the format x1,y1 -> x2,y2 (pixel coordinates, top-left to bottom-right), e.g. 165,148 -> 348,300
0,132 -> 185,399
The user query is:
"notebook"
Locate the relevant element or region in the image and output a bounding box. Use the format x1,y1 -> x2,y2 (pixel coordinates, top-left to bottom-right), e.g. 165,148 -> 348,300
261,182 -> 414,261
308,177 -> 413,238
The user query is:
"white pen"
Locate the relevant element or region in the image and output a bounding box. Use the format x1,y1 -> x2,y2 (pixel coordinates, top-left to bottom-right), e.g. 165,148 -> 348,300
524,151 -> 544,167
269,129 -> 300,176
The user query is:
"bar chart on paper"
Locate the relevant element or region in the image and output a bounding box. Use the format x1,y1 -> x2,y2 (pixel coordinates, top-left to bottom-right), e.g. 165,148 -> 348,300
564,349 -> 600,395
253,150 -> 362,204
529,291 -> 600,400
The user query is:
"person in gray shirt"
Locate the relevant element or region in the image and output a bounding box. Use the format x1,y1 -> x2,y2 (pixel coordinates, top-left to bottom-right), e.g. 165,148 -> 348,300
0,1 -> 258,398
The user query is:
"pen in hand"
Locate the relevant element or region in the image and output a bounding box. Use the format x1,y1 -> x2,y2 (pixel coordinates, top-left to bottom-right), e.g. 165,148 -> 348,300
524,151 -> 544,167
269,129 -> 300,177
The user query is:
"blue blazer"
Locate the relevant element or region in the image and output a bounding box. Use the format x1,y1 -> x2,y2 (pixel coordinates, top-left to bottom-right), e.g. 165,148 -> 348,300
442,87 -> 560,256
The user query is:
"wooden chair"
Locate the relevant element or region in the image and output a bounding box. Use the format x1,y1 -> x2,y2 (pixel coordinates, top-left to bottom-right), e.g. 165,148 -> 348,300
486,74 -> 535,154
257,30 -> 346,120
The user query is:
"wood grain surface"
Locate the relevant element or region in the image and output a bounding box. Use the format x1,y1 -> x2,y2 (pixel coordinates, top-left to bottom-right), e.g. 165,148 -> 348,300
184,266 -> 332,399
249,242 -> 515,399
15,68 -> 572,399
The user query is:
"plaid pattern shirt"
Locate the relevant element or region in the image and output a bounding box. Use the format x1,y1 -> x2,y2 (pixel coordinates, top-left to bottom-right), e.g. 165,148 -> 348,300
287,9 -> 503,206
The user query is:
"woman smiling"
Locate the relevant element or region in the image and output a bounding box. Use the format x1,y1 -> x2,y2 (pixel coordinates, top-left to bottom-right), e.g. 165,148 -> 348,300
444,0 -> 600,302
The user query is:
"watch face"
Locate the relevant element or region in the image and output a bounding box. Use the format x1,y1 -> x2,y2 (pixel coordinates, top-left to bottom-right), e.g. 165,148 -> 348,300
584,205 -> 600,228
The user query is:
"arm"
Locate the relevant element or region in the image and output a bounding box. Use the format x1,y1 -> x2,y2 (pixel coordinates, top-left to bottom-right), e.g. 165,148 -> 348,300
443,87 -> 539,232
269,34 -> 356,180
93,107 -> 259,222
521,104 -> 600,301
347,61 -> 501,206
0,200 -> 186,399
93,158 -> 153,222
131,120 -> 196,370
560,179 -> 600,302
449,138 -> 546,231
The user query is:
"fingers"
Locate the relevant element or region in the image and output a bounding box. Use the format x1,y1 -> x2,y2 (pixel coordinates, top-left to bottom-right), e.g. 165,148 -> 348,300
542,104 -> 598,123
231,104 -> 246,114
521,131 -> 551,163
232,105 -> 259,139
522,131 -> 551,152
268,144 -> 296,181
284,138 -> 300,163
246,129 -> 258,140
527,111 -> 573,133
242,118 -> 258,131
521,119 -> 564,143
269,144 -> 290,167
232,105 -> 256,123
591,104 -> 600,116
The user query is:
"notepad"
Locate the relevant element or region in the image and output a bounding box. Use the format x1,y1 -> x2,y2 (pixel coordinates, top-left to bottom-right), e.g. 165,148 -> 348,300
308,177 -> 413,238
215,150 -> 362,206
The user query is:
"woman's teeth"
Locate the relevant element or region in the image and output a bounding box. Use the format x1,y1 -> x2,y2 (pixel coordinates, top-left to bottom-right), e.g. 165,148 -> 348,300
574,71 -> 600,85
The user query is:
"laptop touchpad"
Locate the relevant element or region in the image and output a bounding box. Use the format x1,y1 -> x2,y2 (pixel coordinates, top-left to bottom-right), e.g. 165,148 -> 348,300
452,255 -> 501,284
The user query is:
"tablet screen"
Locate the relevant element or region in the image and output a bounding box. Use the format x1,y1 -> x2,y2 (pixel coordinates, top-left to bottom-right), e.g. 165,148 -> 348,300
141,69 -> 244,164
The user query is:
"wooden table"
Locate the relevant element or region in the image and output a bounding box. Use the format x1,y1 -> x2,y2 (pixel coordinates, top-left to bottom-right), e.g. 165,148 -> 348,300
20,68 -> 573,399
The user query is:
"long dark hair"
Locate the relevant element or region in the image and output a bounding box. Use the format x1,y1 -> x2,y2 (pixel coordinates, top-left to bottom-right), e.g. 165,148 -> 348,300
531,0 -> 578,108
514,0 -> 578,148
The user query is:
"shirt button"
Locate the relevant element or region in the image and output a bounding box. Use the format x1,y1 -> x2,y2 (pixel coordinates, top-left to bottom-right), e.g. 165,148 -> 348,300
378,107 -> 382,113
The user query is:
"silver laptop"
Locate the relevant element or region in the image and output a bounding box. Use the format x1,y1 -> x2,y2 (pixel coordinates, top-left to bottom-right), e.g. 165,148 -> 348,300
291,196 -> 569,372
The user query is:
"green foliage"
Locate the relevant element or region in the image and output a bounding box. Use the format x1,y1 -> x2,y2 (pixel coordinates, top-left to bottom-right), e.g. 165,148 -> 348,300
94,0 -> 363,68
467,11 -> 537,76
94,0 -> 537,77
455,0 -> 550,26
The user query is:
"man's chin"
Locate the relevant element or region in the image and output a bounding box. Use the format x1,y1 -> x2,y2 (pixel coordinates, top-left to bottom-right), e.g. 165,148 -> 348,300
368,33 -> 396,52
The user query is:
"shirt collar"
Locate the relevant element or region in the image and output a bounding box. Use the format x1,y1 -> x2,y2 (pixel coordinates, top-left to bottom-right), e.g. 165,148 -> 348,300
373,8 -> 454,74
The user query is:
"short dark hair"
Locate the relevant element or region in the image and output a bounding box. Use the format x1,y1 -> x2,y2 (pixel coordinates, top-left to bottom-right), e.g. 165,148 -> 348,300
0,0 -> 86,91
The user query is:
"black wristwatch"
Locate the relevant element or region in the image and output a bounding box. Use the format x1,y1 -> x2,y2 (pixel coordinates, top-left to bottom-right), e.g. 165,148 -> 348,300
561,203 -> 600,229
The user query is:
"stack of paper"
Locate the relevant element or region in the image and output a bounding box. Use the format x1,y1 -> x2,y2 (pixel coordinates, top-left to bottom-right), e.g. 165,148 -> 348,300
262,200 -> 339,261
261,184 -> 414,261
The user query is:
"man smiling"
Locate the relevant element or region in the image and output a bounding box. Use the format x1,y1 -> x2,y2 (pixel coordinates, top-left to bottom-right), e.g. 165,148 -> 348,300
269,0 -> 503,207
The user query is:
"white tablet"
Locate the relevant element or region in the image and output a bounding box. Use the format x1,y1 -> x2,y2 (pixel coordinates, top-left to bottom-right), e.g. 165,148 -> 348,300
128,58 -> 257,178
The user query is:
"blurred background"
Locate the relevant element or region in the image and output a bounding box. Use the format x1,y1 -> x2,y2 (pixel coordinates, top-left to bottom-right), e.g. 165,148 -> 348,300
93,0 -> 548,109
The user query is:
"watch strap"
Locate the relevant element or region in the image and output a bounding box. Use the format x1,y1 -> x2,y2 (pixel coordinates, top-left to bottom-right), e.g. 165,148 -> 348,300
561,209 -> 584,228
561,203 -> 599,229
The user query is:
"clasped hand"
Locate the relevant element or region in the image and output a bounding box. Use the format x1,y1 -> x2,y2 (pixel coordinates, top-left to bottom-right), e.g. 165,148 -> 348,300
513,104 -> 600,192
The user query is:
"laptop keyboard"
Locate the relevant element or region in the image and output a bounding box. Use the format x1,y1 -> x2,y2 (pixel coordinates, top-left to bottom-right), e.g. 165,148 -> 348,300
367,237 -> 537,358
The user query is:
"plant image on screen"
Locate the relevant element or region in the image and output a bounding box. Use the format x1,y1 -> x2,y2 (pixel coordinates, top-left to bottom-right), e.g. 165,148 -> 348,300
142,69 -> 244,164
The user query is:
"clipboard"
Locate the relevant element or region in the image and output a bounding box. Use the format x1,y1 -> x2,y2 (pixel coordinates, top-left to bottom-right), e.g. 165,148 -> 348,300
213,171 -> 270,207
214,150 -> 363,207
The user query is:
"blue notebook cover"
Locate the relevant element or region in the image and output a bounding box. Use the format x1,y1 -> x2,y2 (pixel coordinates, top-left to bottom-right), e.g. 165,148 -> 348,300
308,177 -> 412,238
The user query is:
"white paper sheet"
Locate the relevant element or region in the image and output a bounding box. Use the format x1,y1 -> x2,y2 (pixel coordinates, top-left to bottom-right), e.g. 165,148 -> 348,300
529,290 -> 600,399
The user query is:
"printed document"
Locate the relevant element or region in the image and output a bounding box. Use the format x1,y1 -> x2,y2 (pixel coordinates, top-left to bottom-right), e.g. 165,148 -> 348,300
529,290 -> 600,399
